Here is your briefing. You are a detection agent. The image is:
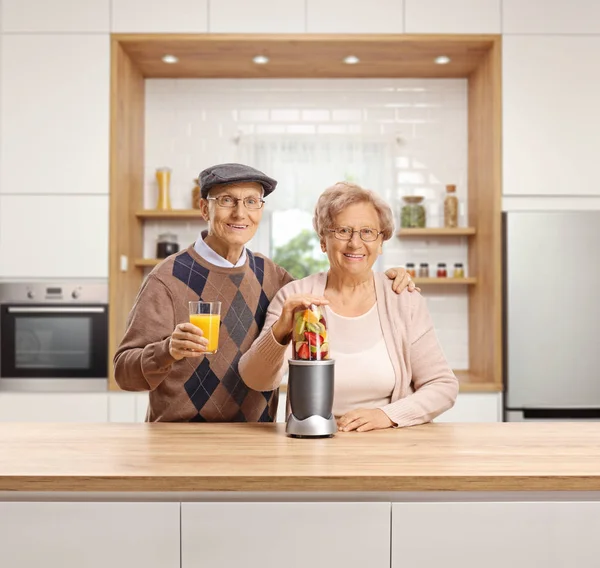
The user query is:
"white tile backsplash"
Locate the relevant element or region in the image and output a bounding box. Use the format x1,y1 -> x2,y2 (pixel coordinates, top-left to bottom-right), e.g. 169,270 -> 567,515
145,78 -> 469,365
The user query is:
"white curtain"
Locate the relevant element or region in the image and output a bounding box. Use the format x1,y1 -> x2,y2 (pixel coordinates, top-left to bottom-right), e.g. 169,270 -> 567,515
237,135 -> 396,213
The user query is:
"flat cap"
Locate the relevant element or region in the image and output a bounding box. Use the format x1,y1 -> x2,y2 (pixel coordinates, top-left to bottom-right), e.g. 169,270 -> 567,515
198,163 -> 277,198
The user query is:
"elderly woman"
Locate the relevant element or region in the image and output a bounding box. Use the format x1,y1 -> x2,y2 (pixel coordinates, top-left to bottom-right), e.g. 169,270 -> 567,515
239,182 -> 458,431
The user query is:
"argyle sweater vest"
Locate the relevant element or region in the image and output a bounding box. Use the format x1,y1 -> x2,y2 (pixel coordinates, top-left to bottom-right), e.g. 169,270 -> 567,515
114,245 -> 294,422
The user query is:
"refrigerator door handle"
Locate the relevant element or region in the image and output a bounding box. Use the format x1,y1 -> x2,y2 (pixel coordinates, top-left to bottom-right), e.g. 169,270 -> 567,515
518,408 -> 600,420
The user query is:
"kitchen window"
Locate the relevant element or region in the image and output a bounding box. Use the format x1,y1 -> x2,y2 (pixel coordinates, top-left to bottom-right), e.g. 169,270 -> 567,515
240,135 -> 394,277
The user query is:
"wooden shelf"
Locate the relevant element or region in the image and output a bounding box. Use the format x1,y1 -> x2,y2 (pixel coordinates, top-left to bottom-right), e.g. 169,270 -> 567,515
415,277 -> 476,285
134,258 -> 162,267
397,227 -> 476,237
135,209 -> 205,220
454,370 -> 503,393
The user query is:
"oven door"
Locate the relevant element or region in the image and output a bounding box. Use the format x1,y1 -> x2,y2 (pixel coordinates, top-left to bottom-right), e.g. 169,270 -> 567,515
0,304 -> 108,378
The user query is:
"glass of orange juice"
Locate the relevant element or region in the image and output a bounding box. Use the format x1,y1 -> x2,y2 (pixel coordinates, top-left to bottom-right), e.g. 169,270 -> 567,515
188,301 -> 221,354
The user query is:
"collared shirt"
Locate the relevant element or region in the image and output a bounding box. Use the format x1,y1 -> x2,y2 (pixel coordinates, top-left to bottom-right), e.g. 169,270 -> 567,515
193,234 -> 247,268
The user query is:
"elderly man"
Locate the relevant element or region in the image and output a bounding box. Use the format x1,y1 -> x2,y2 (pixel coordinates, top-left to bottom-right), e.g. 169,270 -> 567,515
114,163 -> 413,422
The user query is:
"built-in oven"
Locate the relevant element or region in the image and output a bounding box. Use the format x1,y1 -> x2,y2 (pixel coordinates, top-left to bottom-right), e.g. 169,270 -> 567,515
0,282 -> 108,392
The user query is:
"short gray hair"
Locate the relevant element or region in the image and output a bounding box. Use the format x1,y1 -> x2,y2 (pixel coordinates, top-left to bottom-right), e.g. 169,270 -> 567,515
313,182 -> 395,242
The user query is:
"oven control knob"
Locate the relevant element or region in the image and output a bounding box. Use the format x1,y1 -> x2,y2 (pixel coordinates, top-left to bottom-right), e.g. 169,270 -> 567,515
27,290 -> 35,299
72,289 -> 81,299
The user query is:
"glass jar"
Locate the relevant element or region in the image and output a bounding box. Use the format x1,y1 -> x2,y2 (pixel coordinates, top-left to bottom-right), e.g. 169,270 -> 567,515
156,233 -> 180,259
453,263 -> 465,278
436,263 -> 447,278
400,196 -> 426,228
292,304 -> 329,361
155,167 -> 172,210
418,263 -> 429,278
405,263 -> 416,278
443,184 -> 459,228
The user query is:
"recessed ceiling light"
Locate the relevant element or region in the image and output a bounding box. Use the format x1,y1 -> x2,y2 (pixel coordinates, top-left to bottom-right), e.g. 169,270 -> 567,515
253,55 -> 269,65
162,54 -> 179,64
434,55 -> 451,65
343,55 -> 360,65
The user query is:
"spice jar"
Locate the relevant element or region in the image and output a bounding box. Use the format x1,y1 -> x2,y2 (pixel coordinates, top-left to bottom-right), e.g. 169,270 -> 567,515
436,263 -> 447,278
405,263 -> 416,278
400,196 -> 426,228
418,263 -> 429,278
453,263 -> 465,278
443,184 -> 459,228
156,233 -> 180,259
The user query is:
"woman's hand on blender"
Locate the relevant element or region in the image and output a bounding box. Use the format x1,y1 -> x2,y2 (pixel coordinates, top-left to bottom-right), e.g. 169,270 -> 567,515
271,294 -> 329,345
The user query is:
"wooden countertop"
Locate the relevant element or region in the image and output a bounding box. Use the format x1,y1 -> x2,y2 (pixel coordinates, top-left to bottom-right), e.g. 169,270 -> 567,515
1,422 -> 599,493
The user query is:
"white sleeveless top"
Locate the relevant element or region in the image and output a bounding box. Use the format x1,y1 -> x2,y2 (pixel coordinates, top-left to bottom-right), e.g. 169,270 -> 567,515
325,304 -> 396,418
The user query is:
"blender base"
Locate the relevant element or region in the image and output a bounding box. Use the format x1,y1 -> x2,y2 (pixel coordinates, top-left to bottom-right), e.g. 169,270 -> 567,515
285,414 -> 338,438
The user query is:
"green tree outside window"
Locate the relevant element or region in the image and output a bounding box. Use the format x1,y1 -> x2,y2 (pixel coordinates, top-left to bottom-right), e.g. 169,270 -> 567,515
272,229 -> 329,280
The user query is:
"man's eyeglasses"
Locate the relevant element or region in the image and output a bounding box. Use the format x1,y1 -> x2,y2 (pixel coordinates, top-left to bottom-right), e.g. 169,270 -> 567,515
327,226 -> 383,242
207,195 -> 265,210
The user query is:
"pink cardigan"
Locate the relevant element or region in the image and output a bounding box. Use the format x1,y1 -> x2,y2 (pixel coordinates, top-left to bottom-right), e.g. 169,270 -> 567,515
238,271 -> 459,427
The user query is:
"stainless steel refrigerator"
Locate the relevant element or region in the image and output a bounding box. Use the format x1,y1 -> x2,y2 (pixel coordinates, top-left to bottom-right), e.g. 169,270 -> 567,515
503,211 -> 600,421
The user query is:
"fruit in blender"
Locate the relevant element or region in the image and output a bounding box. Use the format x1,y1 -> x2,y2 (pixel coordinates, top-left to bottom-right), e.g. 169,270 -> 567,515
292,304 -> 329,360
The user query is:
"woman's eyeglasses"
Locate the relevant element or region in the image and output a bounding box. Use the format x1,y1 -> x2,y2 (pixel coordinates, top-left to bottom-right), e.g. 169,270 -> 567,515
327,227 -> 383,242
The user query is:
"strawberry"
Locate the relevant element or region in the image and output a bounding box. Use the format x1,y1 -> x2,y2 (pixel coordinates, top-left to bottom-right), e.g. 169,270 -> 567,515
297,343 -> 309,360
305,331 -> 327,346
304,331 -> 318,346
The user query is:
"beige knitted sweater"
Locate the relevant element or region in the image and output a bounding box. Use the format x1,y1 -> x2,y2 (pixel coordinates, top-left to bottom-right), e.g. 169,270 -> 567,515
238,271 -> 459,427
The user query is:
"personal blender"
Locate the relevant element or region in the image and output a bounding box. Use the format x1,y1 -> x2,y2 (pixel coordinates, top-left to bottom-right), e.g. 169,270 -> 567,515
285,304 -> 337,438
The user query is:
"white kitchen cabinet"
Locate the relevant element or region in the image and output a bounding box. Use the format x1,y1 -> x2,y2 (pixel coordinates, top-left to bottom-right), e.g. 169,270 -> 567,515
0,393 -> 108,422
0,502 -> 180,568
392,502 -> 600,567
112,0 -> 208,33
135,391 -> 149,422
503,36 -> 600,197
108,392 -> 150,422
405,0 -> 500,34
182,502 -> 390,568
503,0 -> 600,34
307,0 -> 403,33
209,0 -> 305,33
0,195 -> 109,278
108,392 -> 137,422
434,392 -> 501,422
1,0 -> 109,32
0,34 -> 109,195
277,391 -> 287,423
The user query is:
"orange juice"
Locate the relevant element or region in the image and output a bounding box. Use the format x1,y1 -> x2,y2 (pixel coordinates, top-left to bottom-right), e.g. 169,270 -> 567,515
190,314 -> 220,353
